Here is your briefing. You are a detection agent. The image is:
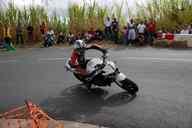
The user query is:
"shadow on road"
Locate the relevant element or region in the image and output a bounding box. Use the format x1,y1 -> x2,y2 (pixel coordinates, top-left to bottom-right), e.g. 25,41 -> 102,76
40,84 -> 136,120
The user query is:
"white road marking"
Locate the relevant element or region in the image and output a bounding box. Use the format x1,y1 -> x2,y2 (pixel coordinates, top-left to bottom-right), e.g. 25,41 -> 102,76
38,57 -> 192,63
0,60 -> 18,64
119,57 -> 192,62
1,56 -> 192,64
38,58 -> 66,61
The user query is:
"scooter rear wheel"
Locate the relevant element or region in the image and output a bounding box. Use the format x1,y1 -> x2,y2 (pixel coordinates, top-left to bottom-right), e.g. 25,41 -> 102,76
73,73 -> 87,83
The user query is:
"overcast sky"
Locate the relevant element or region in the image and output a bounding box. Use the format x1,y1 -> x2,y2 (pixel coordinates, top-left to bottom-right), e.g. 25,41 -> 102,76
0,0 -> 148,16
12,0 -> 136,7
1,0 -> 144,8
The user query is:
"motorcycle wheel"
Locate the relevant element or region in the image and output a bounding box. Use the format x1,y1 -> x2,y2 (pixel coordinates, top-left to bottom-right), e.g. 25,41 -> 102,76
119,78 -> 138,95
73,73 -> 93,89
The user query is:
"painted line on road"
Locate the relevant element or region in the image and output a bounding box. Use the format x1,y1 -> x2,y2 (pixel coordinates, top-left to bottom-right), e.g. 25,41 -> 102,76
38,58 -> 66,61
1,56 -> 192,64
38,57 -> 192,63
119,57 -> 192,62
0,60 -> 18,64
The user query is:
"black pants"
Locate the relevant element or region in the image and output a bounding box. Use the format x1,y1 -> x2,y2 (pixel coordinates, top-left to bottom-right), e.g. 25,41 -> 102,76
105,27 -> 112,40
16,34 -> 24,45
4,37 -> 12,45
57,36 -> 65,44
112,31 -> 119,43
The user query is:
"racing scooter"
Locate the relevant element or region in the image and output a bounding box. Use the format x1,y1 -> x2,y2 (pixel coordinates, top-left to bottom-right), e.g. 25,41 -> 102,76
44,31 -> 55,47
65,50 -> 138,95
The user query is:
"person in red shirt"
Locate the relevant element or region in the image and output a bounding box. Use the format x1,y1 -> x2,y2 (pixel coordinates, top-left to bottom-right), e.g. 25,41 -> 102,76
147,19 -> 156,45
40,22 -> 47,35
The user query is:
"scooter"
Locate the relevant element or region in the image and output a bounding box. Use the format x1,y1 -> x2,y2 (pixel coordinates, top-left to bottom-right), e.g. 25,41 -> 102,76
44,31 -> 55,47
65,50 -> 139,95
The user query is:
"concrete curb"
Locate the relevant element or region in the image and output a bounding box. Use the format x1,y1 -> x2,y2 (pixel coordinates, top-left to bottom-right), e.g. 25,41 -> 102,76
62,121 -> 107,128
0,119 -> 108,128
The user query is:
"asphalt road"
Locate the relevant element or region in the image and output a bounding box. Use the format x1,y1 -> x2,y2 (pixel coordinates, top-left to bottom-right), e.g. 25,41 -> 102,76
1,46 -> 192,128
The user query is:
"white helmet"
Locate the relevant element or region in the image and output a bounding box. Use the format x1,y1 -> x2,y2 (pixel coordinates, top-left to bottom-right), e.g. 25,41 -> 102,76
74,40 -> 86,49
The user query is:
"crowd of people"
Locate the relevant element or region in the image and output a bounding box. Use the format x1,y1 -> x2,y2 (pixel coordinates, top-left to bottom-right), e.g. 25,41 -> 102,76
64,17 -> 158,46
0,21 -> 50,50
1,17 -> 192,50
103,17 -> 157,46
57,17 -> 158,46
178,24 -> 192,34
1,17 -> 157,49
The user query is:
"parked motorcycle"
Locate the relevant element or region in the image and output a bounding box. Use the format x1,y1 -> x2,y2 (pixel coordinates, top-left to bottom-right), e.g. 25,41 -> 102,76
44,31 -> 55,47
65,49 -> 139,95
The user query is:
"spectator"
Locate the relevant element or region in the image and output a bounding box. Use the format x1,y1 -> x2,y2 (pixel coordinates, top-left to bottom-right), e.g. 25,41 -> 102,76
144,20 -> 149,44
87,28 -> 96,42
95,29 -> 104,41
156,30 -> 163,40
190,24 -> 192,34
137,21 -> 146,36
104,17 -> 112,40
40,22 -> 47,35
76,32 -> 81,40
128,19 -> 136,46
174,27 -> 181,34
27,25 -> 34,42
57,32 -> 65,44
3,24 -> 15,51
43,28 -> 55,47
3,24 -> 11,41
0,23 -> 3,42
146,19 -> 156,45
180,26 -> 189,34
188,25 -> 192,34
50,29 -> 55,43
111,18 -> 119,43
84,31 -> 92,42
67,32 -> 75,45
16,22 -> 24,45
121,26 -> 128,45
137,21 -> 146,45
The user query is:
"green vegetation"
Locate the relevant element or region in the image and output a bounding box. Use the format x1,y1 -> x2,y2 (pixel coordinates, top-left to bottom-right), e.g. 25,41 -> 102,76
68,0 -> 127,34
0,3 -> 68,44
135,0 -> 192,31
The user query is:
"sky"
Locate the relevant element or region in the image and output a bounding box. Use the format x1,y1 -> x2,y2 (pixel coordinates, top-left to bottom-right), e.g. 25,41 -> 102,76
0,0 -> 148,16
11,0 -> 136,6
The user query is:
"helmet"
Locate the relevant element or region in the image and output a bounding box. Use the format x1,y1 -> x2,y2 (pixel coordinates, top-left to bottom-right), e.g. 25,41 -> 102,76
74,40 -> 86,49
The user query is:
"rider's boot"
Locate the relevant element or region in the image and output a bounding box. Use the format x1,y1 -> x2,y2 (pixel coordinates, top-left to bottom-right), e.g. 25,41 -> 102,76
85,83 -> 92,90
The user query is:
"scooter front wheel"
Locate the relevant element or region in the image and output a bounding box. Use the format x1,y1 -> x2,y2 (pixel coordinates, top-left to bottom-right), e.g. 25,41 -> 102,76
119,78 -> 139,95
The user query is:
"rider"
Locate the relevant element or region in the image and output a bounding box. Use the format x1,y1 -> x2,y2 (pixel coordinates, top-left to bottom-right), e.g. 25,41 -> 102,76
69,39 -> 107,84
